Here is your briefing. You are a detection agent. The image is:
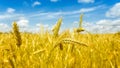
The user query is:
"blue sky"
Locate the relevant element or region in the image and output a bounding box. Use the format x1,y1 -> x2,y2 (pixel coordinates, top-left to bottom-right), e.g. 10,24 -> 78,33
0,0 -> 120,33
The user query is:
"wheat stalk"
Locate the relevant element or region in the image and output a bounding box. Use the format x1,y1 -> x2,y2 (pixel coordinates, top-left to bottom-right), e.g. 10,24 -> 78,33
52,18 -> 62,37
12,21 -> 22,47
73,14 -> 85,33
60,38 -> 88,47
53,38 -> 88,51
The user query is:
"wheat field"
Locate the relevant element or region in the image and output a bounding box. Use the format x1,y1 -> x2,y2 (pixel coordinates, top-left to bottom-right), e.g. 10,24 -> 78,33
0,17 -> 120,68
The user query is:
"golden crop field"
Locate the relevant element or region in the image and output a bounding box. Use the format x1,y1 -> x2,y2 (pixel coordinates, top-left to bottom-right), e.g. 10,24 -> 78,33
0,15 -> 120,68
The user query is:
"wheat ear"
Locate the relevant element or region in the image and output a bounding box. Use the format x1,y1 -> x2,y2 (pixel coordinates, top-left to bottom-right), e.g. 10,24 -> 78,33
52,18 -> 62,37
12,21 -> 22,47
60,38 -> 88,47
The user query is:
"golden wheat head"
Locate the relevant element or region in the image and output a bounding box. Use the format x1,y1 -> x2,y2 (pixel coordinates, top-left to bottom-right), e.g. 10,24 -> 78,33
52,18 -> 62,37
12,21 -> 22,47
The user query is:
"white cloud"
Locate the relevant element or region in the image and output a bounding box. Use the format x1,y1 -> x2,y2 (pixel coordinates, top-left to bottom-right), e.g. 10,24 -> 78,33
73,21 -> 78,24
29,5 -> 102,19
7,8 -> 15,13
106,2 -> 120,18
32,1 -> 41,7
36,23 -> 41,27
19,27 -> 40,33
97,19 -> 120,26
0,23 -> 9,28
96,19 -> 112,25
78,0 -> 94,3
36,23 -> 49,29
17,23 -> 50,33
59,7 -> 96,14
72,19 -> 120,33
0,13 -> 24,20
78,8 -> 96,13
0,14 -> 11,19
50,0 -> 58,2
0,23 -> 9,32
17,17 -> 29,27
81,19 -> 120,33
44,24 -> 49,28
